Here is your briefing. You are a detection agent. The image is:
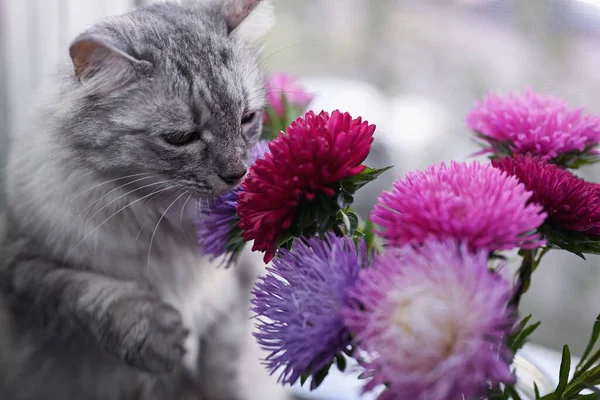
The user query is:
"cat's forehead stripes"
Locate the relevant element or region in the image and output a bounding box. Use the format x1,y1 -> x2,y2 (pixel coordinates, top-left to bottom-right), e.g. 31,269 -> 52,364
92,3 -> 264,112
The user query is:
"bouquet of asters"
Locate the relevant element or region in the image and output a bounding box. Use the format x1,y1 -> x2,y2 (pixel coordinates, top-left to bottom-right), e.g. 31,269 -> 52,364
196,74 -> 600,400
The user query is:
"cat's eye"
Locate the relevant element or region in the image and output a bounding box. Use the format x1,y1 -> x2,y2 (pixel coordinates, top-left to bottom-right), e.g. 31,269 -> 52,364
241,111 -> 257,125
164,132 -> 196,146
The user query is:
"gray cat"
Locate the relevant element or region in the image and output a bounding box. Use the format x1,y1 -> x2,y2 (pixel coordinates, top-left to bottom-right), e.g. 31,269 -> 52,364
0,1 -> 288,399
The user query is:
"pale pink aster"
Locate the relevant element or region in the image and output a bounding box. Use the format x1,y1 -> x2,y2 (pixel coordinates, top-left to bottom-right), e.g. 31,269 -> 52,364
371,161 -> 546,252
343,240 -> 515,400
264,73 -> 314,120
467,88 -> 600,161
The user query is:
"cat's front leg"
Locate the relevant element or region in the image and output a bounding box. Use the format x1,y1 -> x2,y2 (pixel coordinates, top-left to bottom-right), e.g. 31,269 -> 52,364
197,303 -> 247,400
6,258 -> 189,373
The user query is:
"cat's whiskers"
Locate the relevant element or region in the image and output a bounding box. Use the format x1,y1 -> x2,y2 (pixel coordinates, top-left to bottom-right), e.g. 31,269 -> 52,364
241,40 -> 318,90
135,217 -> 150,243
257,40 -> 318,67
197,195 -> 218,238
82,179 -> 173,236
80,175 -> 158,256
65,184 -> 178,263
74,172 -> 154,197
134,183 -> 177,243
244,89 -> 320,116
79,175 -> 157,218
179,192 -> 195,242
147,191 -> 189,271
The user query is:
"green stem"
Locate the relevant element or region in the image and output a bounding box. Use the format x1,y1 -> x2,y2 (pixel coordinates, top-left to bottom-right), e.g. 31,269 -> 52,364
510,249 -> 536,308
509,247 -> 550,309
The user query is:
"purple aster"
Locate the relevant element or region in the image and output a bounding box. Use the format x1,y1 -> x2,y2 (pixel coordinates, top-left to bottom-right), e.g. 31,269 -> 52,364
343,239 -> 515,400
196,140 -> 270,266
251,233 -> 369,388
467,88 -> 600,162
371,161 -> 546,253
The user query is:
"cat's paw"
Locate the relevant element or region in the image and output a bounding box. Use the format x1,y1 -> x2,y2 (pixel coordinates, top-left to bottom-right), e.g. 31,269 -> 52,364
110,296 -> 189,374
136,301 -> 189,373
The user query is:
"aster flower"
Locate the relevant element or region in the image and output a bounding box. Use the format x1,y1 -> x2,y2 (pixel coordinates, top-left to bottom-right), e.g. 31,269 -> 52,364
265,73 -> 314,120
343,239 -> 515,400
263,73 -> 314,140
251,233 -> 368,388
493,154 -> 600,255
196,140 -> 270,266
237,110 -> 379,263
371,161 -> 546,253
467,88 -> 600,167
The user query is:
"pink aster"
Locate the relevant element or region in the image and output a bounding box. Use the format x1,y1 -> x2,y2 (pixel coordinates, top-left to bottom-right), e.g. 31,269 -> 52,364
467,88 -> 600,161
343,239 -> 515,400
264,73 -> 314,121
237,110 -> 375,262
371,161 -> 546,252
493,154 -> 600,237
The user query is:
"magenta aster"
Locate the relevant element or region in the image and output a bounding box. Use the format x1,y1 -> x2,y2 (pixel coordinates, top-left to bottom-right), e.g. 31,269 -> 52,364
237,110 -> 376,263
467,88 -> 600,162
251,233 -> 368,388
343,240 -> 515,400
264,73 -> 314,121
371,161 -> 546,252
493,154 -> 600,238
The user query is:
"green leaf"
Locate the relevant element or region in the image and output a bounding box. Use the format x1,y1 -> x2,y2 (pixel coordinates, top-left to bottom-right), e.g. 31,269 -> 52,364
339,165 -> 393,193
504,385 -> 523,400
538,223 -> 600,258
508,314 -> 541,353
336,192 -> 354,209
513,314 -> 533,334
335,354 -> 347,372
262,106 -> 284,141
577,315 -> 600,372
512,320 -> 542,353
553,145 -> 600,169
534,383 -> 541,400
574,394 -> 600,400
282,94 -> 293,127
347,212 -> 359,235
338,210 -> 349,225
311,363 -> 332,390
554,345 -> 572,400
300,371 -> 309,386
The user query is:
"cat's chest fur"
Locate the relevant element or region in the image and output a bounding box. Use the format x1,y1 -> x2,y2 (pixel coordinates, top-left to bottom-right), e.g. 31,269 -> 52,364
146,229 -> 239,371
67,190 -> 241,371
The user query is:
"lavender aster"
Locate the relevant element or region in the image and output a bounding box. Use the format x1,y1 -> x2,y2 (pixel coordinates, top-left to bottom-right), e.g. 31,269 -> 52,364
196,140 -> 270,266
343,239 -> 515,400
251,233 -> 368,388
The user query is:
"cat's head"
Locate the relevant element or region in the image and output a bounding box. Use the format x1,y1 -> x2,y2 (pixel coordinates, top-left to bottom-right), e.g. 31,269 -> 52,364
63,0 -> 274,197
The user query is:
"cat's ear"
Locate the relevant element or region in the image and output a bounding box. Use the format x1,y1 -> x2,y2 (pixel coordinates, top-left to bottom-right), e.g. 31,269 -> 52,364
69,35 -> 152,84
227,0 -> 274,42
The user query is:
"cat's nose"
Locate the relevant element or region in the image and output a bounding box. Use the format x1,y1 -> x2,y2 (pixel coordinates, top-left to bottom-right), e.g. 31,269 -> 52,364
219,168 -> 247,184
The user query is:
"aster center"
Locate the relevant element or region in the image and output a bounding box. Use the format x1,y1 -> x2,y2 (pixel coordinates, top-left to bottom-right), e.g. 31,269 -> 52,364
388,286 -> 460,359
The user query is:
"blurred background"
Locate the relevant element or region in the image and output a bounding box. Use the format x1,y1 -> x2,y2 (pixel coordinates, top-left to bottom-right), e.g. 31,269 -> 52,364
1,0 -> 600,384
